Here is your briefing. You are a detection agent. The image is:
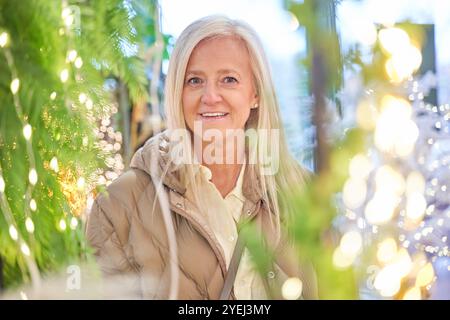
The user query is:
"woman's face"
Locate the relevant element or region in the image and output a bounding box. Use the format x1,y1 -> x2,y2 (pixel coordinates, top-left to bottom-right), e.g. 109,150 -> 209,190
182,36 -> 258,137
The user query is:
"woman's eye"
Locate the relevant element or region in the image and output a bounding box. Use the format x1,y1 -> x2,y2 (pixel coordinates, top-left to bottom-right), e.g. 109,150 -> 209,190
187,77 -> 202,85
223,76 -> 238,84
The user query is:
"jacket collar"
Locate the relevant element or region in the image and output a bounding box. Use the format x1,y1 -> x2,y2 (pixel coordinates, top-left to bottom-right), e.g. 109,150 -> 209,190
129,130 -> 264,204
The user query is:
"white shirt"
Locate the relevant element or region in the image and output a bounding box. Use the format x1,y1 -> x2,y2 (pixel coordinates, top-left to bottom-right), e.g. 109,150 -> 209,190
184,163 -> 268,299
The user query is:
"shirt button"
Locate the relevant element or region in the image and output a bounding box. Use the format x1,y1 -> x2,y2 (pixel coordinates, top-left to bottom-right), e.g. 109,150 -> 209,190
176,202 -> 183,208
246,209 -> 251,215
229,235 -> 235,242
267,271 -> 275,279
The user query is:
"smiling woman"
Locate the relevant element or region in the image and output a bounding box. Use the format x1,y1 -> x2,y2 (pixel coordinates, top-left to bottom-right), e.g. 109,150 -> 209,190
86,15 -> 317,300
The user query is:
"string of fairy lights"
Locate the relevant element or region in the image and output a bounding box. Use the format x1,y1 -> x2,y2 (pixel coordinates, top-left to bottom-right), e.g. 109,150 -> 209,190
333,26 -> 449,299
1,27 -> 42,287
0,1 -> 125,293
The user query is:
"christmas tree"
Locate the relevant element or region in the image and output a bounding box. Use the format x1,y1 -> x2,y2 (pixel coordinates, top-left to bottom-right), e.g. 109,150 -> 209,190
0,0 -> 165,291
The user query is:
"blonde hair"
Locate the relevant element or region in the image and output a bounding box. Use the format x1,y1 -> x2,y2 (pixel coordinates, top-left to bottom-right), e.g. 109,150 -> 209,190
164,15 -> 309,241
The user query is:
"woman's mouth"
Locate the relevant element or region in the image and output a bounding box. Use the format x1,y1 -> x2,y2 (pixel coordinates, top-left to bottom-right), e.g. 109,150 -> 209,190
198,112 -> 229,120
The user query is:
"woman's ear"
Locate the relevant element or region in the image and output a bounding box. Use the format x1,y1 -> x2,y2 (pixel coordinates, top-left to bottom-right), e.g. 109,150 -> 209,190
251,95 -> 259,109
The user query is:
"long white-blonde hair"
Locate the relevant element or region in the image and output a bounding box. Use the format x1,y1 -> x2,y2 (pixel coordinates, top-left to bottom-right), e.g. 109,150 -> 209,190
164,15 -> 309,240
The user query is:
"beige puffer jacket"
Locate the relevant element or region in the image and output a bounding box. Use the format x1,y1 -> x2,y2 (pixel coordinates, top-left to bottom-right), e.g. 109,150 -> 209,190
86,130 -> 317,299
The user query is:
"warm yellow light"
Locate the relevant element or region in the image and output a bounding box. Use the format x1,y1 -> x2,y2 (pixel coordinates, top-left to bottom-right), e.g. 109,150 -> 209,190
61,7 -> 71,19
281,277 -> 303,300
332,246 -> 355,269
403,287 -> 421,300
74,57 -> 83,69
70,217 -> 78,230
375,165 -> 405,196
10,78 -> 20,94
49,157 -> 59,173
0,175 -> 4,193
391,248 -> 413,278
349,154 -> 373,180
67,50 -> 77,62
340,231 -> 362,256
385,45 -> 422,83
415,263 -> 434,287
23,124 -> 32,140
29,198 -> 37,212
406,192 -> 427,221
378,27 -> 410,55
374,265 -> 402,297
60,69 -> 69,83
356,99 -> 378,131
364,191 -> 399,225
406,171 -> 425,195
29,168 -> 38,186
25,217 -> 34,233
77,177 -> 85,191
64,14 -> 74,27
78,93 -> 87,104
377,238 -> 398,264
343,178 -> 367,209
21,243 -> 31,256
9,225 -> 18,241
374,96 -> 418,156
59,219 -> 67,231
0,32 -> 8,48
85,98 -> 93,110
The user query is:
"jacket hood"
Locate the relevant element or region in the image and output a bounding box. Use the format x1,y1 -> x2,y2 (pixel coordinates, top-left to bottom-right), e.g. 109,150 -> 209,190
129,130 -> 187,195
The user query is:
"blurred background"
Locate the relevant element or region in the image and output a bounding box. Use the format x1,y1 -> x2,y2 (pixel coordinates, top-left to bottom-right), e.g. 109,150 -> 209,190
0,0 -> 449,299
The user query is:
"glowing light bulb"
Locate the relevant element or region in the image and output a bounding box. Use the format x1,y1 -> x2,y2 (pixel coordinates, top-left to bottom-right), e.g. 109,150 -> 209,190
49,157 -> 59,173
349,154 -> 372,180
25,217 -> 34,233
70,217 -> 78,230
67,50 -> 77,62
29,198 -> 37,212
281,277 -> 303,300
374,265 -> 402,297
10,78 -> 20,94
85,98 -> 93,110
403,287 -> 421,300
343,178 -> 367,209
23,124 -> 32,140
29,168 -> 38,185
378,27 -> 410,55
60,69 -> 69,83
377,238 -> 397,264
74,57 -> 83,69
415,263 -> 434,287
0,32 -> 8,47
340,231 -> 362,256
332,246 -> 354,269
406,192 -> 426,221
9,225 -> 18,240
0,175 -> 5,193
59,219 -> 67,231
77,177 -> 85,191
21,242 -> 30,256
78,93 -> 87,104
406,171 -> 425,195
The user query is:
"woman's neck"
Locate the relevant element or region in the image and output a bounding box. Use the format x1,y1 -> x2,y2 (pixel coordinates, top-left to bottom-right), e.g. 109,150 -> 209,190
196,137 -> 245,198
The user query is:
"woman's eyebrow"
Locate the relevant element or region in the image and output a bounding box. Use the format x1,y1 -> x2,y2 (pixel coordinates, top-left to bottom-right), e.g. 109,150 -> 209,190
185,70 -> 205,76
217,68 -> 240,75
185,69 -> 241,76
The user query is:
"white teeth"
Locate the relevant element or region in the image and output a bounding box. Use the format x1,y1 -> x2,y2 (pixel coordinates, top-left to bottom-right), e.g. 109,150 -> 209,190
201,112 -> 227,117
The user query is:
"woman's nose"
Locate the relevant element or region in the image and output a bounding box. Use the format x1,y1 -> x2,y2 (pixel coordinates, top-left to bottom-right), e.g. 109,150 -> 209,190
200,82 -> 222,105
